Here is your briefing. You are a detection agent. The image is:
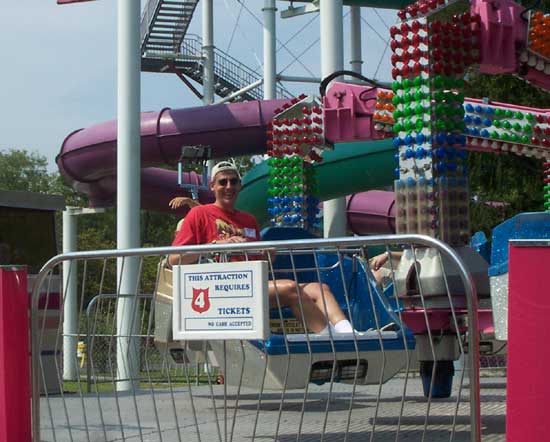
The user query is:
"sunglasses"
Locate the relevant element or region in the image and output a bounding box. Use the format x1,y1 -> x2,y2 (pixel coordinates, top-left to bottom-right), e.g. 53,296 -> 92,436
217,177 -> 240,186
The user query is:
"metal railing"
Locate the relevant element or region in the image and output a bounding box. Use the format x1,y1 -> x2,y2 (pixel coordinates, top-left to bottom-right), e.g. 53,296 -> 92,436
180,34 -> 292,101
31,234 -> 481,442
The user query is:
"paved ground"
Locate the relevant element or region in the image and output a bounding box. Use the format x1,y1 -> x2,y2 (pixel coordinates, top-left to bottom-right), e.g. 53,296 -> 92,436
39,375 -> 506,442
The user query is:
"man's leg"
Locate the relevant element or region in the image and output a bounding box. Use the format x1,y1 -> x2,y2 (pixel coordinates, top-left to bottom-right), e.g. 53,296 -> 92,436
299,283 -> 349,327
268,280 -> 328,333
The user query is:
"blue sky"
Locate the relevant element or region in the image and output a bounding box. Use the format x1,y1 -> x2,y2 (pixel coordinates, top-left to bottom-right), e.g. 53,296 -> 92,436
0,1 -> 396,171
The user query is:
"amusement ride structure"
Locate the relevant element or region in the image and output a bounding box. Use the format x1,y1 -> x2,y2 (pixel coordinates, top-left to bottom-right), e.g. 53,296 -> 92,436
55,0 -> 550,417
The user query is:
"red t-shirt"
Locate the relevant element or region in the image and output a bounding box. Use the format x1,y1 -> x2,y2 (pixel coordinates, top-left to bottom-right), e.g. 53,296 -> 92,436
172,204 -> 261,247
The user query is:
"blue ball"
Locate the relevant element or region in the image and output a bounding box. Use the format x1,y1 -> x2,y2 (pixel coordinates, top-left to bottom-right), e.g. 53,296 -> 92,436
465,103 -> 474,112
436,133 -> 447,145
415,147 -> 426,159
393,137 -> 403,148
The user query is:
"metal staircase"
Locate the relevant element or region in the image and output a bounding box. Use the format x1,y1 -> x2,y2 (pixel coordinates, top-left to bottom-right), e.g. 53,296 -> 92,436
140,1 -> 292,101
141,0 -> 199,55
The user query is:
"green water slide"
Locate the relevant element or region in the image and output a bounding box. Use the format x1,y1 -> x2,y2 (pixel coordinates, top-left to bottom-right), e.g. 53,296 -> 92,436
236,139 -> 395,227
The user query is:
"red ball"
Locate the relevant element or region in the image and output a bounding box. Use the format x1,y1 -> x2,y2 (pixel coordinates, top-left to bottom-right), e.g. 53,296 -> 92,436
397,9 -> 407,20
461,12 -> 472,25
431,21 -> 442,33
431,34 -> 442,46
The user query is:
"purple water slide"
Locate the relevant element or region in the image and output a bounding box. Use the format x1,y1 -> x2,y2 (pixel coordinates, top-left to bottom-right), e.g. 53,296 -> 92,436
57,99 -> 397,232
57,100 -> 288,213
346,190 -> 395,235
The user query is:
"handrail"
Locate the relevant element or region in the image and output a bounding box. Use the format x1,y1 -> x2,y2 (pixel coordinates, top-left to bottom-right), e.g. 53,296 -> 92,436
30,235 -> 481,442
181,34 -> 292,100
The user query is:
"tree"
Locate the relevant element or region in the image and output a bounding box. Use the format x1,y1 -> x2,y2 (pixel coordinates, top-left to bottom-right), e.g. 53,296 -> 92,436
0,148 -> 57,193
464,74 -> 549,237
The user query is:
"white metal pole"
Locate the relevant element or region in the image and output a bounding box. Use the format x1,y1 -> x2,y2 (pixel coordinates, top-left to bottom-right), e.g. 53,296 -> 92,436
320,0 -> 347,238
116,0 -> 141,392
203,0 -> 216,176
263,0 -> 277,100
349,6 -> 363,74
202,0 -> 214,105
62,209 -> 78,381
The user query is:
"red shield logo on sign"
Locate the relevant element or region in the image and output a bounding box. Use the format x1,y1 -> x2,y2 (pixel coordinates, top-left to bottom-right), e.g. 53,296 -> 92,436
191,288 -> 210,314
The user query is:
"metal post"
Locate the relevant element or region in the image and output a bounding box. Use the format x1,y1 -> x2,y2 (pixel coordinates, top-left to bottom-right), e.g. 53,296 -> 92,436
202,0 -> 214,105
202,0 -> 215,179
263,0 -> 277,100
349,6 -> 362,74
320,0 -> 347,238
116,0 -> 141,392
62,209 -> 78,381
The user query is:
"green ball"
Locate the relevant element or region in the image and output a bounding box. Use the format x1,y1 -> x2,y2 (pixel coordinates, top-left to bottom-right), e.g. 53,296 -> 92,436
392,81 -> 401,93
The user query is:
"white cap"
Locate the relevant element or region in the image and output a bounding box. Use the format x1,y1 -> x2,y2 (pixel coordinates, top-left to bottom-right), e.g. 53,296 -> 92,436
210,161 -> 241,181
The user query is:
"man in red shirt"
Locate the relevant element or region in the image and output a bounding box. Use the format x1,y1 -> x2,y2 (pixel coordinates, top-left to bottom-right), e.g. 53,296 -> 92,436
169,161 -> 353,334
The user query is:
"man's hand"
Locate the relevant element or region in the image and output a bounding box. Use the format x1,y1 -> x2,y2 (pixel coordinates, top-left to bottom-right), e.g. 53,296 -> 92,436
169,197 -> 200,210
215,235 -> 247,244
370,252 -> 390,271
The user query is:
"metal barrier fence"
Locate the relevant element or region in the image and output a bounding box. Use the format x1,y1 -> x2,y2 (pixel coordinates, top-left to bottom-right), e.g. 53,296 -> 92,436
31,234 -> 480,442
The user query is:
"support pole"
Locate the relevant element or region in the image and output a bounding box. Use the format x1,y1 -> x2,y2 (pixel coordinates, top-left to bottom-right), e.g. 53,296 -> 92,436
116,0 -> 141,392
320,0 -> 347,238
263,0 -> 277,100
349,6 -> 363,74
62,209 -> 78,381
202,0 -> 214,106
203,0 -> 215,176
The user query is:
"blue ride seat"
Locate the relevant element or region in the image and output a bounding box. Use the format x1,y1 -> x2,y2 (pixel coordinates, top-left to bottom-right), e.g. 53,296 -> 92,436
258,227 -> 413,356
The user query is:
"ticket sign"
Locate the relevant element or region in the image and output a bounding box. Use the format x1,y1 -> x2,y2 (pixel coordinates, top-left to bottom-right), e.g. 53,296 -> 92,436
172,261 -> 269,340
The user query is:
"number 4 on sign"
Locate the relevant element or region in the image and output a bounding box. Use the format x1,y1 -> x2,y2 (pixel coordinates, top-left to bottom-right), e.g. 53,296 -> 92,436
191,288 -> 210,313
